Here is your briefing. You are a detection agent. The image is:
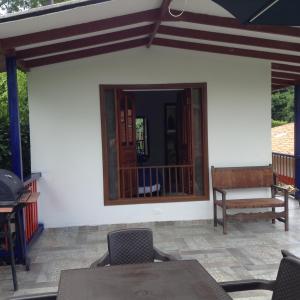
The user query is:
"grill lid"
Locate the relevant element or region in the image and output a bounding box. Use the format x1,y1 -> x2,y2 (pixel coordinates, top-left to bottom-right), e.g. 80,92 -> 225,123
0,169 -> 26,204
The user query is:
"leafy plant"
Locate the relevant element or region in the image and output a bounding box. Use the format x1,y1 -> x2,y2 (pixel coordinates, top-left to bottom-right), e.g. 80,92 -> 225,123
0,71 -> 31,177
272,87 -> 294,122
0,0 -> 67,14
272,119 -> 288,128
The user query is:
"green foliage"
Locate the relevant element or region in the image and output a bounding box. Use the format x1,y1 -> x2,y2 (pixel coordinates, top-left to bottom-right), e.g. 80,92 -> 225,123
272,87 -> 294,122
0,0 -> 74,178
0,71 -> 31,177
0,0 -> 66,14
272,119 -> 288,128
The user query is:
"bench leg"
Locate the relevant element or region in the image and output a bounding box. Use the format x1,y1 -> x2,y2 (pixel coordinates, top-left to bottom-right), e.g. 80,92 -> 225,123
213,202 -> 217,227
285,194 -> 289,231
222,206 -> 227,234
285,208 -> 289,231
223,217 -> 227,234
272,207 -> 275,224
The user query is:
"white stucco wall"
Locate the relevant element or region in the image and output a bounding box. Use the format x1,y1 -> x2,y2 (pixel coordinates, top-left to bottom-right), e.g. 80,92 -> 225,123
27,46 -> 271,228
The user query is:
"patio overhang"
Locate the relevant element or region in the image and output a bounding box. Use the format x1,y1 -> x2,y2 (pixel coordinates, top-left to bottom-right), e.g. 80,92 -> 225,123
0,0 -> 300,91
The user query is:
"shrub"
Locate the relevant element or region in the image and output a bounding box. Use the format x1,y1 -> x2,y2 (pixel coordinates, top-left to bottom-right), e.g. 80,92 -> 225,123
0,71 -> 31,178
272,119 -> 288,128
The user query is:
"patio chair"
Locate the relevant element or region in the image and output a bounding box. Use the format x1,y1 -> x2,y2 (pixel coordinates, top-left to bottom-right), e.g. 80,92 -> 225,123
90,228 -> 177,267
219,257 -> 300,300
281,249 -> 299,259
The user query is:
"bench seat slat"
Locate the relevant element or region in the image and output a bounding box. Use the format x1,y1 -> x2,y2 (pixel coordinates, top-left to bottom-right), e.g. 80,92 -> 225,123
216,198 -> 284,209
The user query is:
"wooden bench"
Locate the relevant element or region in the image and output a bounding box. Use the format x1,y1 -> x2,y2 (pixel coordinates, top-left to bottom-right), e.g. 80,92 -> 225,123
211,165 -> 289,234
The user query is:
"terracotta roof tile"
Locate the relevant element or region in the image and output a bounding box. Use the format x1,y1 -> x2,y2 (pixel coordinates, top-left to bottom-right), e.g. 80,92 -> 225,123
272,122 -> 294,155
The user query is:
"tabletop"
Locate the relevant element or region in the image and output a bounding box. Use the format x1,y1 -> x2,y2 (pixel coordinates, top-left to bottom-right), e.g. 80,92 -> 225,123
57,260 -> 232,300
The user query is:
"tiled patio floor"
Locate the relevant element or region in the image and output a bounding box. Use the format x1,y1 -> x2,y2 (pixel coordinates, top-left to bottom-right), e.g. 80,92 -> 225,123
1,198 -> 300,300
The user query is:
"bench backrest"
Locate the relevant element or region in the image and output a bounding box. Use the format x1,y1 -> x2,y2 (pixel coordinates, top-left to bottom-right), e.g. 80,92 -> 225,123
211,165 -> 274,189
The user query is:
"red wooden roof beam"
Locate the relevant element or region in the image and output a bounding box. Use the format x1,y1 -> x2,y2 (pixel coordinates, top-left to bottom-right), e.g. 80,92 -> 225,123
158,25 -> 300,52
24,37 -> 148,68
272,63 -> 300,74
1,9 -> 158,49
164,10 -> 300,38
272,71 -> 300,81
272,78 -> 297,86
152,38 -> 300,64
147,0 -> 172,48
16,25 -> 152,59
4,8 -> 300,51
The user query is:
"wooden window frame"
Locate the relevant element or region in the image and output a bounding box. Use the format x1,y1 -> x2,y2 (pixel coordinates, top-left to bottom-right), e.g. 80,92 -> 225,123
100,83 -> 209,206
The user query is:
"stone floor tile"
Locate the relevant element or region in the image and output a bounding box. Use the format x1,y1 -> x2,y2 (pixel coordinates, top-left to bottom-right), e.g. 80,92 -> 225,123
1,198 -> 299,300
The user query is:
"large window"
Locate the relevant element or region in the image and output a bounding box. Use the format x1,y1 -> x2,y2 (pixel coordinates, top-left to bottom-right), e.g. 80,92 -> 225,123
100,84 -> 209,205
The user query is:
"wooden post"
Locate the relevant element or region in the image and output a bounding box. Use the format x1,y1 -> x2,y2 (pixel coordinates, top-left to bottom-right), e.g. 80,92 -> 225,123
6,56 -> 23,180
294,85 -> 300,200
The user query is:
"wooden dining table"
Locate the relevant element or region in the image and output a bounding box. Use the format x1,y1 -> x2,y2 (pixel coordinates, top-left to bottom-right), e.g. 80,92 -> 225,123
57,260 -> 232,300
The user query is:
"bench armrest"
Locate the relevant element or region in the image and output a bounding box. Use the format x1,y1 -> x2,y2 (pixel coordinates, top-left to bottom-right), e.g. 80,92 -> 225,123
271,185 -> 289,204
219,279 -> 275,293
272,184 -> 289,194
213,187 -> 227,196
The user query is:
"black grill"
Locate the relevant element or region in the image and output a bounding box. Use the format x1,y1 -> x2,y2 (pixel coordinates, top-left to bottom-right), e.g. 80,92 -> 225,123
0,169 -> 28,207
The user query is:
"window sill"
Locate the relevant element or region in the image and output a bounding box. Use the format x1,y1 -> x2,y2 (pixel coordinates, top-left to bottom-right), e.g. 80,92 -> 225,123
104,195 -> 210,206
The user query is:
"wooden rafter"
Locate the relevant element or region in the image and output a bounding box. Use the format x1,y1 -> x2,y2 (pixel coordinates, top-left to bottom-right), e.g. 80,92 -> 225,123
22,34 -> 300,69
272,83 -> 288,86
18,24 -> 300,61
272,63 -> 300,74
272,78 -> 297,86
16,25 -> 152,59
164,10 -> 300,38
1,9 -> 158,49
5,7 -> 300,53
152,38 -> 300,64
23,38 -> 148,68
5,6 -> 300,69
272,71 -> 300,81
158,26 -> 300,53
147,0 -> 172,48
272,85 -> 290,92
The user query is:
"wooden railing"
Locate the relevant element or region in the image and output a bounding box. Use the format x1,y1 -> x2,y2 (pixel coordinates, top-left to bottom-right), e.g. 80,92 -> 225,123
119,164 -> 194,199
23,172 -> 42,243
272,152 -> 295,185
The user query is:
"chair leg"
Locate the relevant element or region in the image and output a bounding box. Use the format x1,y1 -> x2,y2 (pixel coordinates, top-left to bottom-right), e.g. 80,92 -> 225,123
272,207 -> 275,224
213,202 -> 217,227
7,214 -> 18,291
